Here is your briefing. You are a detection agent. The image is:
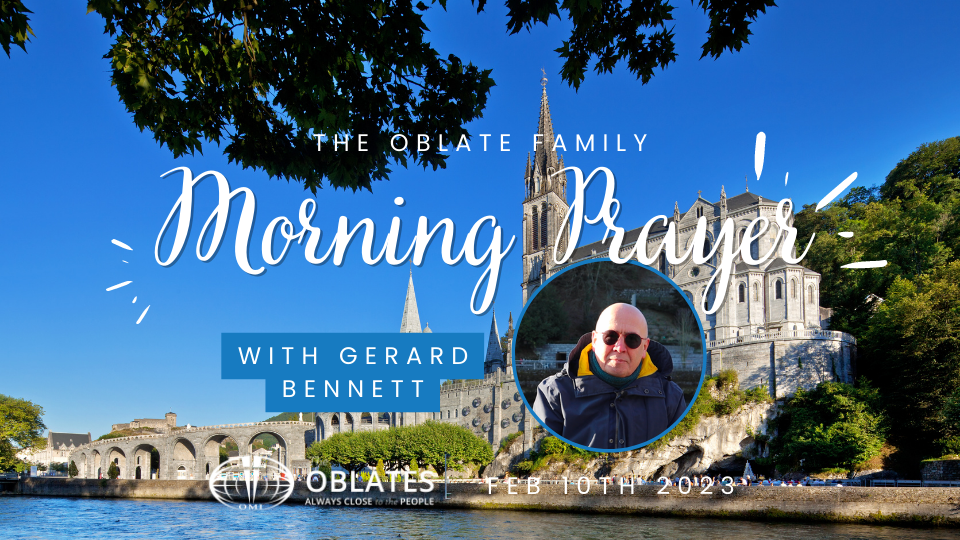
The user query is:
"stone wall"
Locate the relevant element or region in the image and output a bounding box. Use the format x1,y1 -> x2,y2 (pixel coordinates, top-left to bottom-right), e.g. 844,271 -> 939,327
708,336 -> 854,398
922,460 -> 960,481
17,478 -> 960,525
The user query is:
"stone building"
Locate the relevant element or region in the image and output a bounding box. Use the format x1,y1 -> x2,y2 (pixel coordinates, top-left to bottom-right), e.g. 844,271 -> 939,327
519,80 -> 855,398
17,431 -> 92,468
312,271 -> 531,450
111,412 -> 177,433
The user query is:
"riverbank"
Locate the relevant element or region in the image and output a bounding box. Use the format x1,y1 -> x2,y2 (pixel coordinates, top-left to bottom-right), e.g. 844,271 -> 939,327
13,478 -> 960,526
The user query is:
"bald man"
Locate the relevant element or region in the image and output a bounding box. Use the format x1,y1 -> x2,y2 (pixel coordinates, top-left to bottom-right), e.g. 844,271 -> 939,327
532,303 -> 687,449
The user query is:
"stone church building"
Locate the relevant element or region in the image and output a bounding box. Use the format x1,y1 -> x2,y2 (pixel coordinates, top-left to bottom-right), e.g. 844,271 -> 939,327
311,80 -> 856,451
520,80 -> 856,398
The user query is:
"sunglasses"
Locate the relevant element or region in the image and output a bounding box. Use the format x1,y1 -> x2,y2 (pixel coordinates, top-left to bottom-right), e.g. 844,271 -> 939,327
600,330 -> 647,349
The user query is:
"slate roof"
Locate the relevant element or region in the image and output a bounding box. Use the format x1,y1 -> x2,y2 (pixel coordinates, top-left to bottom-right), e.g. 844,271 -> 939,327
50,432 -> 91,449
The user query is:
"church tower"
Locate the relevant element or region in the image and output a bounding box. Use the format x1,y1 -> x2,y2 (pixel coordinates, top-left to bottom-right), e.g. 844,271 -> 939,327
522,74 -> 570,304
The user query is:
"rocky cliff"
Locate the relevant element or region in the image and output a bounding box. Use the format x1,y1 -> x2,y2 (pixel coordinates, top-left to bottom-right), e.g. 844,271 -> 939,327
488,402 -> 776,480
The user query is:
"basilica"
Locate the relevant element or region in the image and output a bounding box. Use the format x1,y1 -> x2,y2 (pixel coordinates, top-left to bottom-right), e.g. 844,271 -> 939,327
311,80 -> 857,449
520,80 -> 855,398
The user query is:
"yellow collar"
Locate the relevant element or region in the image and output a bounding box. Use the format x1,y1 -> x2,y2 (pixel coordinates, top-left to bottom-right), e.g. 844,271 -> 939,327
577,343 -> 658,378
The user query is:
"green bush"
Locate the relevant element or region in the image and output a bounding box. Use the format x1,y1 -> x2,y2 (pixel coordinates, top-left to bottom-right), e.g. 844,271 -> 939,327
768,380 -> 886,472
107,462 -> 120,479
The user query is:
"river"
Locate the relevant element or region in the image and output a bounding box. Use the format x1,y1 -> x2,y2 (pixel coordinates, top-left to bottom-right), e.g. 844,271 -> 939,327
1,497 -> 956,539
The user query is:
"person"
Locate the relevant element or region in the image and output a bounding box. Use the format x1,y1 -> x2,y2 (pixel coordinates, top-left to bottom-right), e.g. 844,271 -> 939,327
532,303 -> 687,449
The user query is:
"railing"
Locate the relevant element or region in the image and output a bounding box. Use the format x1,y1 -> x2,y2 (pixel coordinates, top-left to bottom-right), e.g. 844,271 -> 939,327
869,479 -> 960,487
708,329 -> 856,349
516,360 -> 565,371
71,421 -> 314,451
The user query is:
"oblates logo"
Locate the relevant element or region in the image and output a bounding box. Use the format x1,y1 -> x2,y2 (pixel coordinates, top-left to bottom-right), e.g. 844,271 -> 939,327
208,456 -> 295,509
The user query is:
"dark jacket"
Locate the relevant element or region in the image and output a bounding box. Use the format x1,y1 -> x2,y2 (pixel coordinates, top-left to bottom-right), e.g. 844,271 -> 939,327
532,333 -> 687,449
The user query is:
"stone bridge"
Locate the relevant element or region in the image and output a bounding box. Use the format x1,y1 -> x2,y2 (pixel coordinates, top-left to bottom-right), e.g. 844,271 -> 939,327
67,421 -> 315,481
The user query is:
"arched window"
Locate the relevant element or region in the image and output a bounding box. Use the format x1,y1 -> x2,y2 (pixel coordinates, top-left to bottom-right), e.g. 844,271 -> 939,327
791,279 -> 797,298
696,206 -> 703,218
532,207 -> 539,250
775,280 -> 783,299
659,252 -> 667,274
540,204 -> 548,248
752,282 -> 759,301
738,228 -> 746,248
808,285 -> 814,303
738,283 -> 745,303
702,238 -> 712,260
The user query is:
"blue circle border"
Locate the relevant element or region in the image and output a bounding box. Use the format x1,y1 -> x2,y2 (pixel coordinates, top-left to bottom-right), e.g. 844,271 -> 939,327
511,258 -> 709,454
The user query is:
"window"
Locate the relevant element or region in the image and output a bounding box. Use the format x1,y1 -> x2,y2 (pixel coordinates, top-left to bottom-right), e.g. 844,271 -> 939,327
775,280 -> 783,299
659,252 -> 667,274
738,283 -> 745,303
696,206 -> 703,218
752,282 -> 759,301
532,207 -> 539,250
791,279 -> 797,298
808,285 -> 814,303
540,204 -> 548,247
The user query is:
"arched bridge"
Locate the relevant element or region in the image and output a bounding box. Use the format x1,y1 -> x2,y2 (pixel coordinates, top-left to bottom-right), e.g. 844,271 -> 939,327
67,421 -> 315,481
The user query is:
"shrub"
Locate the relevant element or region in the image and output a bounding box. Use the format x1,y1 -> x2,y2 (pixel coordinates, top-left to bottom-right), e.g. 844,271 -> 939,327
107,463 -> 120,479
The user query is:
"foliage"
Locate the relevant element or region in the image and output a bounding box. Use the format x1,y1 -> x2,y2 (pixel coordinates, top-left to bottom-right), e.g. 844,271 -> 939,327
941,388 -> 960,438
0,394 -> 46,472
861,261 -> 960,464
0,0 -> 32,57
84,0 -> 494,193
647,370 -> 771,451
306,422 -> 492,476
793,136 -> 960,470
767,381 -> 886,472
495,0 -> 776,90
3,2 -> 774,191
513,435 -> 598,474
69,460 -> 78,478
49,462 -> 68,474
498,431 -> 522,453
107,462 -> 120,479
376,458 -> 386,481
263,412 -> 315,423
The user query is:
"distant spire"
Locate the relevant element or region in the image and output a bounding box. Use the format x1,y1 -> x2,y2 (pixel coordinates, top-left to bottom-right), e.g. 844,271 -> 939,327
673,201 -> 680,223
745,174 -> 749,193
484,309 -> 504,372
400,271 -> 421,333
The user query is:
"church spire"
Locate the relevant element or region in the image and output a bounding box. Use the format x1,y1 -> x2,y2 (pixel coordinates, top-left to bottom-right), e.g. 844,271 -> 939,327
529,73 -> 561,200
484,308 -> 504,373
400,270 -> 422,333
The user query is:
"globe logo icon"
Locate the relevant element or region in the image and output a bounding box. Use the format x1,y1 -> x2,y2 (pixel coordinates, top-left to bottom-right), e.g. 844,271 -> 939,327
209,456 -> 295,509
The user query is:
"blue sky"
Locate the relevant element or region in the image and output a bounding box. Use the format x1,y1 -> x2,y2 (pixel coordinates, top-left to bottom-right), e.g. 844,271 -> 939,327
2,2 -> 959,438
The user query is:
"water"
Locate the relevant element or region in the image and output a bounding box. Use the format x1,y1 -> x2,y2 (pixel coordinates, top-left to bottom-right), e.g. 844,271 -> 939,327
0,497 -> 955,539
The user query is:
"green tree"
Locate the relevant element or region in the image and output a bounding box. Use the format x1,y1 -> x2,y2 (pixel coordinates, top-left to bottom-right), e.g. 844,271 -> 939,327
881,137 -> 960,204
107,462 -> 120,479
4,1 -> 775,191
768,381 -> 886,472
306,431 -> 374,474
69,460 -> 79,478
861,262 -> 960,464
409,422 -> 493,475
0,394 -> 46,472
